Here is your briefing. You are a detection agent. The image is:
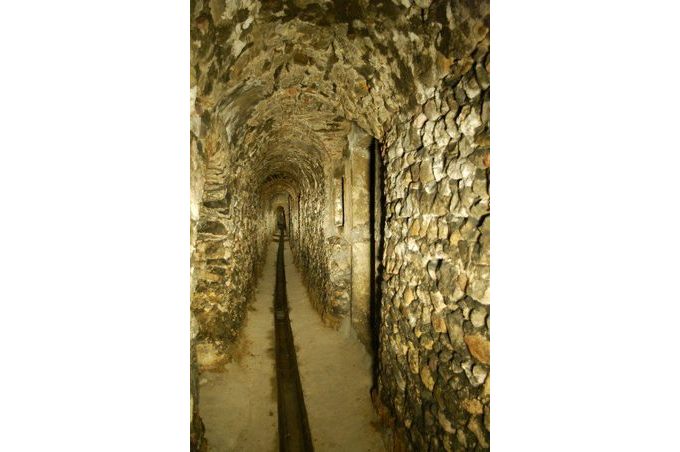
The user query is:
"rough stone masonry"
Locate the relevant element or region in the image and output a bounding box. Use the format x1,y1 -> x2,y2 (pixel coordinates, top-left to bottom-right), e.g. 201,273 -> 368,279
190,0 -> 489,450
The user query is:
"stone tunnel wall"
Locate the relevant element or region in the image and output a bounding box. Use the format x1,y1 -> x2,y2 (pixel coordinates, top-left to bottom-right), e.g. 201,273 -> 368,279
376,37 -> 490,451
189,131 -> 274,449
192,200 -> 270,365
190,127 -> 272,367
288,183 -> 353,327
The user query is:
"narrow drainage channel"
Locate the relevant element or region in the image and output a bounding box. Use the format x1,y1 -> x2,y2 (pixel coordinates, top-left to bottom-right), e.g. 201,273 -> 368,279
274,230 -> 314,452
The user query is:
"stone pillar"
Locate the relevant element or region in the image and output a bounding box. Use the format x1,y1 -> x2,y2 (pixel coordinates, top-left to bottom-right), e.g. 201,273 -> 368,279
348,124 -> 373,347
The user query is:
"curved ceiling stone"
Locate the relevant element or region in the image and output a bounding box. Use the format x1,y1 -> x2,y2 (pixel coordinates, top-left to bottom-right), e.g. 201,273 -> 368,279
191,0 -> 489,201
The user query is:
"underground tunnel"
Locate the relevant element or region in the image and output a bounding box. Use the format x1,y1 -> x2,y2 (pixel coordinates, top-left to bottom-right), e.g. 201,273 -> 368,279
190,0 -> 490,450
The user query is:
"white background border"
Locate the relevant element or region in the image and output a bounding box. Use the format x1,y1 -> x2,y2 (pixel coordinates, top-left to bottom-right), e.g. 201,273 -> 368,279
1,1 -> 679,450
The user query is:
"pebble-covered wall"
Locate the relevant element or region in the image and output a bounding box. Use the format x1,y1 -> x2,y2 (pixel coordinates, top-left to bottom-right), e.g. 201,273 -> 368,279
190,124 -> 270,364
377,40 -> 490,450
290,187 -> 346,324
190,0 -> 490,450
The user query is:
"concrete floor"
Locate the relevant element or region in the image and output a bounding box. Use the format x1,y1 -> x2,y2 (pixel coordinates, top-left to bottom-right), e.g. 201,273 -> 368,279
199,240 -> 385,451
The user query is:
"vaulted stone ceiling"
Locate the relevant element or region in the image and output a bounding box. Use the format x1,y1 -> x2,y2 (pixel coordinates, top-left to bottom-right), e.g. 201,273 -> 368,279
191,0 -> 489,199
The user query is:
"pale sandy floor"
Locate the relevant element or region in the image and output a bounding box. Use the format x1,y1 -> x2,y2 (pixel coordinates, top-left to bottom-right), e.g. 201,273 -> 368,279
284,243 -> 385,451
199,240 -> 385,451
199,244 -> 278,452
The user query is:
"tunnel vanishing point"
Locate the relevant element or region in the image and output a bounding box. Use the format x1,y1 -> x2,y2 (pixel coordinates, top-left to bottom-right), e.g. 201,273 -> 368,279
190,1 -> 490,450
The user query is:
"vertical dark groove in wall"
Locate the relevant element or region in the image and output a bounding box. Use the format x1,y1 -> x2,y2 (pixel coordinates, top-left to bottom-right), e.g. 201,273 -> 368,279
274,231 -> 314,452
369,138 -> 385,386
